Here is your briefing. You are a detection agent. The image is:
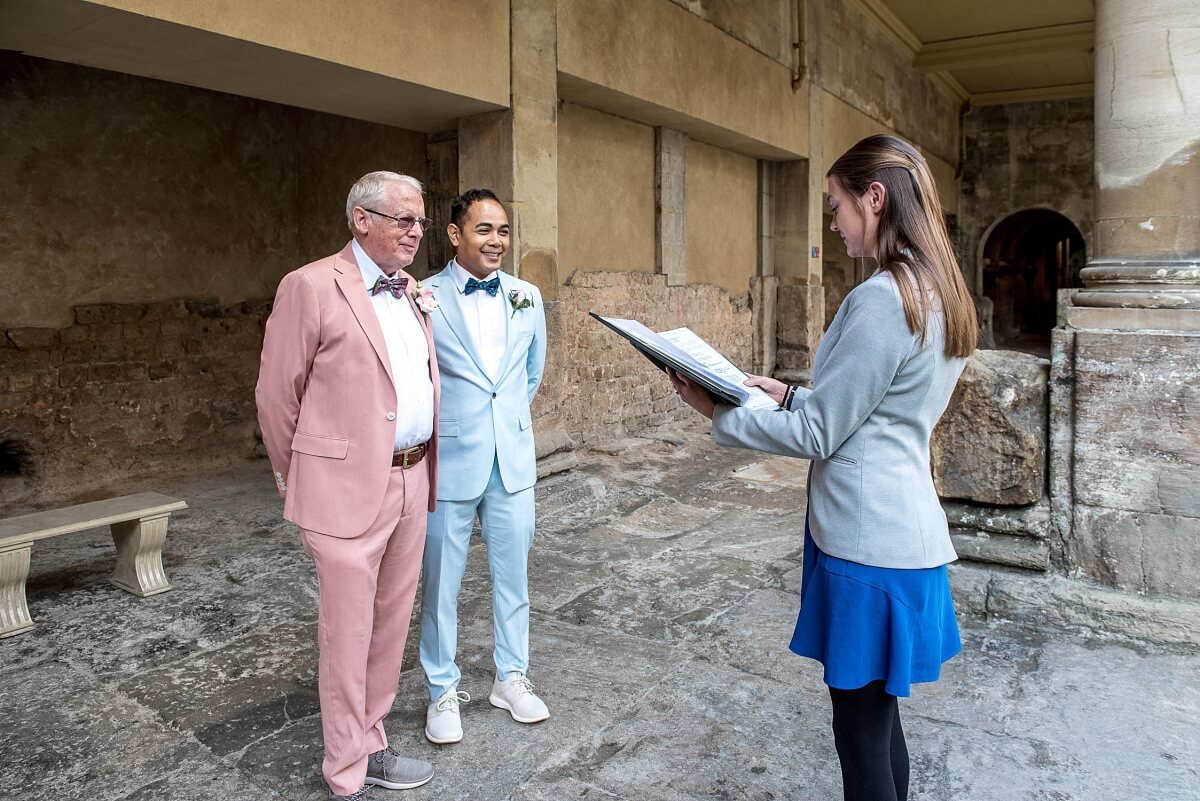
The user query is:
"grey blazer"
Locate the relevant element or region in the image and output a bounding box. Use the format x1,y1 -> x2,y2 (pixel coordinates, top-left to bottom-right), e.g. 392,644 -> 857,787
712,270 -> 966,569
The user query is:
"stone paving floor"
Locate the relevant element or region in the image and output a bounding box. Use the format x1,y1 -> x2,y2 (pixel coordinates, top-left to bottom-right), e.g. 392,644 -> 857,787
2,428 -> 1197,801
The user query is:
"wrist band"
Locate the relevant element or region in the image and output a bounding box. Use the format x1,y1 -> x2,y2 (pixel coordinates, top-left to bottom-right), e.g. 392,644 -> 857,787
781,385 -> 796,410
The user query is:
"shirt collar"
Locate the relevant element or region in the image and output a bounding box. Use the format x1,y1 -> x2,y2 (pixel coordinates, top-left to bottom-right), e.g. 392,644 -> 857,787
449,258 -> 503,295
352,239 -> 389,287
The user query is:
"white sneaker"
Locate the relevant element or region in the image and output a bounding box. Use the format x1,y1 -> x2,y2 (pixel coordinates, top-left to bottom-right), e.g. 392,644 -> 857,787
488,672 -> 549,724
424,689 -> 470,744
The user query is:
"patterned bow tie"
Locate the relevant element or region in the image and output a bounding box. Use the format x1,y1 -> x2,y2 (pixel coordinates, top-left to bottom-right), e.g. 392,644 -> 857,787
464,276 -> 500,297
371,275 -> 409,298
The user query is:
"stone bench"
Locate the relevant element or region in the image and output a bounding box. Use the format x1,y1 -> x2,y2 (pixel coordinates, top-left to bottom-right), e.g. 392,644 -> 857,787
0,492 -> 188,639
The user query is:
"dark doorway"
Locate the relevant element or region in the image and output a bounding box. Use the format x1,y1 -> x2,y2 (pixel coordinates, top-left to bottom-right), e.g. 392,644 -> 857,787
981,209 -> 1085,354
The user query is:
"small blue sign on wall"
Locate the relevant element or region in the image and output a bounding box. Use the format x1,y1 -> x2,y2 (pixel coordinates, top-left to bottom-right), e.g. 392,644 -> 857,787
811,246 -> 821,259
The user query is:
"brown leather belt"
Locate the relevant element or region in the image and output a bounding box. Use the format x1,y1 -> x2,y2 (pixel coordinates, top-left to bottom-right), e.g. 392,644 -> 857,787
393,442 -> 428,469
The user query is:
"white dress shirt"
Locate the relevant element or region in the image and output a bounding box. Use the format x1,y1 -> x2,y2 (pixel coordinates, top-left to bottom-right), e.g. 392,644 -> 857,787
352,240 -> 434,450
449,258 -> 508,381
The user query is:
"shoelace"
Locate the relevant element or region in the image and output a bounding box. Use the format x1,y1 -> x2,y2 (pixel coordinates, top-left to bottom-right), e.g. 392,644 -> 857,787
507,674 -> 536,695
435,690 -> 471,712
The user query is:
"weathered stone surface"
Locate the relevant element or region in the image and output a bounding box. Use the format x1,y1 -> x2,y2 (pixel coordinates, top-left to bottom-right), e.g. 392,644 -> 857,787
932,349 -> 1049,505
534,270 -> 752,452
953,559 -> 1200,648
1068,504 -> 1200,601
534,426 -> 575,459
943,498 -> 1051,539
950,529 -> 1050,571
775,283 -> 823,372
535,450 -> 578,479
1071,330 -> 1200,518
1,438 -> 1199,801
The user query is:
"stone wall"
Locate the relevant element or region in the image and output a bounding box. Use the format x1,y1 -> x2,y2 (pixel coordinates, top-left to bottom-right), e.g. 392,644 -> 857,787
0,300 -> 266,509
557,104 -> 657,278
685,141 -> 760,296
666,0 -> 793,66
533,270 -> 753,448
0,55 -> 428,328
933,350 -> 1049,506
0,56 -> 430,508
1055,328 -> 1200,601
958,99 -> 1095,293
811,0 -> 960,167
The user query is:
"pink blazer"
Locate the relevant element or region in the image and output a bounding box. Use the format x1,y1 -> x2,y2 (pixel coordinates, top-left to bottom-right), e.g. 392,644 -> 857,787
255,242 -> 440,538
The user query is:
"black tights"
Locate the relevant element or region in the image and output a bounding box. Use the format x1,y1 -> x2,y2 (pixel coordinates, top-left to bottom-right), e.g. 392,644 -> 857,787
828,680 -> 909,801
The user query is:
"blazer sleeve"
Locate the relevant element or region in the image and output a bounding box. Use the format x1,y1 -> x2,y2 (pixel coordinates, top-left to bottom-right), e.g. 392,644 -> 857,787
255,270 -> 321,496
526,286 -> 547,403
712,280 -> 918,460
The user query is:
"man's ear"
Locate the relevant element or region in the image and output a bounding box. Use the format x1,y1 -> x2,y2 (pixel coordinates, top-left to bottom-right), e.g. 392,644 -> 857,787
351,206 -> 371,236
447,223 -> 461,247
866,181 -> 887,216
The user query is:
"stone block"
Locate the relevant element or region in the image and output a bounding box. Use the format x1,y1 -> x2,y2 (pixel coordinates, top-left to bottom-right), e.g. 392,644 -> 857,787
535,426 -> 575,459
57,364 -> 91,388
57,325 -> 89,345
951,529 -> 1049,571
932,349 -> 1048,505
536,450 -> 578,479
87,322 -> 124,341
943,499 -> 1050,539
5,327 -> 58,349
1071,331 -> 1200,518
74,303 -> 146,324
1069,504 -> 1200,600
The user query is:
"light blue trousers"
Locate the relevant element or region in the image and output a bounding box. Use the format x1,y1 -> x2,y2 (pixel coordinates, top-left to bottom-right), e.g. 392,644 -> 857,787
419,457 -> 535,701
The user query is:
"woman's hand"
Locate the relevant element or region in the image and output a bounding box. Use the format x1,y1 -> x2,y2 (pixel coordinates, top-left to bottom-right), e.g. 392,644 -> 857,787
744,373 -> 788,406
668,369 -> 716,420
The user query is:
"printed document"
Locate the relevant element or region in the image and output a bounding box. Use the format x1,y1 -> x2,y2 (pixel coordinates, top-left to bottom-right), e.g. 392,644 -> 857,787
590,313 -> 777,410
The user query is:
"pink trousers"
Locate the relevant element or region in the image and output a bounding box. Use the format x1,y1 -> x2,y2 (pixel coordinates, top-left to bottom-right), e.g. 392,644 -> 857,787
301,464 -> 428,796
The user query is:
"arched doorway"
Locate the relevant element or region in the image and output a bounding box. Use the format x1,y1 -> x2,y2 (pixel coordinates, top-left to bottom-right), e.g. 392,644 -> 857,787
980,209 -> 1085,354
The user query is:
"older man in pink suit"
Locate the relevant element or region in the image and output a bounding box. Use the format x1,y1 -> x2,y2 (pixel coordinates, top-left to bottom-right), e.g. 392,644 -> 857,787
256,172 -> 440,800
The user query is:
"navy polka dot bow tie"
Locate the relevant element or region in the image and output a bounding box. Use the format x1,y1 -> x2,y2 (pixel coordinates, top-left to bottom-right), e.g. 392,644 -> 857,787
464,276 -> 500,297
370,275 -> 409,298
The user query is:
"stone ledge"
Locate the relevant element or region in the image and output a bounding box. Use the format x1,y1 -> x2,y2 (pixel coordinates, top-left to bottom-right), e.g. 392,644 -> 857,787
950,562 -> 1200,648
943,498 -> 1051,539
536,451 -> 578,479
951,529 -> 1049,571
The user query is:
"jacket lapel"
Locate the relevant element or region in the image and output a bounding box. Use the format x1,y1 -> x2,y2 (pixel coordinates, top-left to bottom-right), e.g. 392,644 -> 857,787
496,272 -> 527,382
431,263 -> 491,380
333,243 -> 394,388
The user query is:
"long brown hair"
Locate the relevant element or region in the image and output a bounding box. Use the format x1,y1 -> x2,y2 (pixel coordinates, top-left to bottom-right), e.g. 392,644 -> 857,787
827,134 -> 977,357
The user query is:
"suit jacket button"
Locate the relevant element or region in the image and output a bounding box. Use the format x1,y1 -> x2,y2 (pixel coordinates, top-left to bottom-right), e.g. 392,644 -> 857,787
492,392 -> 497,398
386,412 -> 396,420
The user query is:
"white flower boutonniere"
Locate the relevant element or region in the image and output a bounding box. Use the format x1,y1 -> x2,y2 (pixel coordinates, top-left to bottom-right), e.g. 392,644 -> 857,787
508,288 -> 535,318
414,281 -> 438,315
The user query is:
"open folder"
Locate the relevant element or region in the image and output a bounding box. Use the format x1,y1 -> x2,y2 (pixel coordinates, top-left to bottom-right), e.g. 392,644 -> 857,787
590,313 -> 777,410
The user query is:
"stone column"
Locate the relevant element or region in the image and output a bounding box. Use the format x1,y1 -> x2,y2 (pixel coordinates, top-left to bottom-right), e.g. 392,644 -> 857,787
655,127 -> 686,287
752,161 -> 778,375
773,158 -> 825,380
1073,0 -> 1200,323
1051,0 -> 1200,604
458,0 -> 559,298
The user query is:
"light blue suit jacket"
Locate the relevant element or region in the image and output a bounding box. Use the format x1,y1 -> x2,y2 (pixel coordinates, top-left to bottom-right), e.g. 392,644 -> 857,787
426,262 -> 547,500
713,270 -> 966,569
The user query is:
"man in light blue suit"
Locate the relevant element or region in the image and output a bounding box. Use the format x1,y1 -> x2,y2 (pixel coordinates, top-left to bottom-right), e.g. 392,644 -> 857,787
419,188 -> 548,745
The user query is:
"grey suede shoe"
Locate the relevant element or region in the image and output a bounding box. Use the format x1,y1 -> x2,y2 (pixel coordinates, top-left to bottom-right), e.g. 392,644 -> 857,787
329,788 -> 367,801
365,746 -> 434,790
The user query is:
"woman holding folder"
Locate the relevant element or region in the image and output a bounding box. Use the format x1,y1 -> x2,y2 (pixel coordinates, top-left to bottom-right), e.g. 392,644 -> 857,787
670,134 -> 976,801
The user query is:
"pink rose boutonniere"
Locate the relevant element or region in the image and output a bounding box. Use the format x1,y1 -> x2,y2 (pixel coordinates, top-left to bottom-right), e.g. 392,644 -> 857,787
414,281 -> 438,315
508,288 -> 534,318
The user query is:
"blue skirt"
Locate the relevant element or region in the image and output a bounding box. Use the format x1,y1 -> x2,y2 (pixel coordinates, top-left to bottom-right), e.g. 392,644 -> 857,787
790,521 -> 961,697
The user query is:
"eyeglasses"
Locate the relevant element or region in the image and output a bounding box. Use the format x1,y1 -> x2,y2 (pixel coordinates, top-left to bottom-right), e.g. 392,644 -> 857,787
361,208 -> 432,234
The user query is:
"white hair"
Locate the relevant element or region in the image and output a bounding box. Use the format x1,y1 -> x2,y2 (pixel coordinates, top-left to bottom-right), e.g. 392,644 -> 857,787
346,172 -> 424,231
